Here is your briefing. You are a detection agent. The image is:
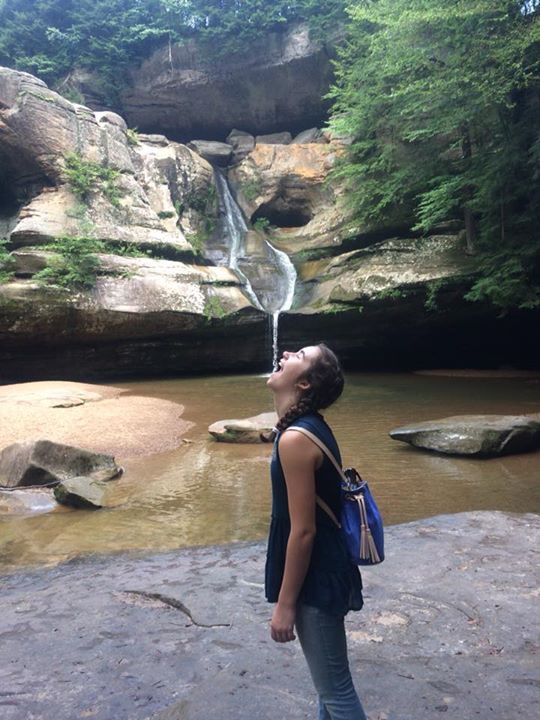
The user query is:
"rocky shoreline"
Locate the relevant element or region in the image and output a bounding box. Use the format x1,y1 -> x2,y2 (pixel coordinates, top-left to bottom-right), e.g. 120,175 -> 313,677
0,511 -> 538,720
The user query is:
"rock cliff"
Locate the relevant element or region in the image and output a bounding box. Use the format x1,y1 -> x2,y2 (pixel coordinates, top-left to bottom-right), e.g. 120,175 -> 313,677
121,23 -> 337,141
0,65 -> 537,380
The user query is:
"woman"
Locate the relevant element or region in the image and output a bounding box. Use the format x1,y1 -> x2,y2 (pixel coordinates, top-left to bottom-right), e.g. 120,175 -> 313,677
265,343 -> 367,720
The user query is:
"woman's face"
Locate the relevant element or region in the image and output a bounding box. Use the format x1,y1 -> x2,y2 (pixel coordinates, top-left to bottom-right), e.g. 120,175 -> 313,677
267,345 -> 321,393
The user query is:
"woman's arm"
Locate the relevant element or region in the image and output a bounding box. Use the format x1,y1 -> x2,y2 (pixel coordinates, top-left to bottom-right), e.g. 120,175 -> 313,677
270,430 -> 322,643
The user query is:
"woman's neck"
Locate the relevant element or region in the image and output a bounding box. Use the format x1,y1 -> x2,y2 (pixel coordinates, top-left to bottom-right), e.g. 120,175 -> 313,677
273,390 -> 299,420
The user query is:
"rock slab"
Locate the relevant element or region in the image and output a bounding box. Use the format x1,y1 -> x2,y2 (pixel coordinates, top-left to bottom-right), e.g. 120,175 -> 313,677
0,440 -> 122,488
389,414 -> 540,457
0,512 -> 538,720
208,411 -> 277,443
54,476 -> 113,509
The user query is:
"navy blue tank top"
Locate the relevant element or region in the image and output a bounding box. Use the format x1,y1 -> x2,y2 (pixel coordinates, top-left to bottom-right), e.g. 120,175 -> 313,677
264,413 -> 363,616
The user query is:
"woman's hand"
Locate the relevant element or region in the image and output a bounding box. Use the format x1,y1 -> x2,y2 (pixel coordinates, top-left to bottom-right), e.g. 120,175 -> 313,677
270,603 -> 297,643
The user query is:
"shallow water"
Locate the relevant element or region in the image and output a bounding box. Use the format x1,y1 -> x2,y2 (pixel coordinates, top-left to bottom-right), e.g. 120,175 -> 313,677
1,372 -> 539,572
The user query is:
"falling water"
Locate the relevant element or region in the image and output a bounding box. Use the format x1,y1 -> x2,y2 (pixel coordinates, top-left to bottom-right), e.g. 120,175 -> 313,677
214,171 -> 297,367
215,171 -> 263,311
268,240 -> 297,369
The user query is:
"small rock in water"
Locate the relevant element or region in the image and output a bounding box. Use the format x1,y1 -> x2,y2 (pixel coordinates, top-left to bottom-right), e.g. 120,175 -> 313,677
389,414 -> 540,457
0,440 -> 122,488
208,412 -> 277,443
54,476 -> 112,509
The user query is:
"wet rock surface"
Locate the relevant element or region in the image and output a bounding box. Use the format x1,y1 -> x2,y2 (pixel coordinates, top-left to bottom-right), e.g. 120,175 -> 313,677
390,414 -> 540,457
208,411 -> 277,443
0,511 -> 538,720
0,440 -> 121,489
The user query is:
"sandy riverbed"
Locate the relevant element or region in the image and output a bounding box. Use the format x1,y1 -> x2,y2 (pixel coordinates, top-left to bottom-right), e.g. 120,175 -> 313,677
0,380 -> 193,458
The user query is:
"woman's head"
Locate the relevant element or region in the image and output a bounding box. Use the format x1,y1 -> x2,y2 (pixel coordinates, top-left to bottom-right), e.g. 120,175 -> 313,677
266,342 -> 344,435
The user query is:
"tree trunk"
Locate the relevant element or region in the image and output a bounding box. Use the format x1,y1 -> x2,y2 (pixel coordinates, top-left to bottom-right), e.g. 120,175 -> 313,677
464,207 -> 477,255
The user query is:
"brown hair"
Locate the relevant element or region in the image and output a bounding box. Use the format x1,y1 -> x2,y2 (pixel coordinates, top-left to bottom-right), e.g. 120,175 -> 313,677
263,342 -> 344,442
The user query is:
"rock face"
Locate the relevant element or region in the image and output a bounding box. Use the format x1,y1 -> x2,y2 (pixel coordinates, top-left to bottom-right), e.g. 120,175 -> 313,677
0,67 -> 269,380
54,476 -> 112,509
121,23 -> 338,140
0,65 -> 538,379
0,440 -> 122,488
389,415 -> 540,457
208,412 -> 277,443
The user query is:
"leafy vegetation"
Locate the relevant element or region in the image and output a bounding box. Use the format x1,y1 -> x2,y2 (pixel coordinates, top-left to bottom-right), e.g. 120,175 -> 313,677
0,237 -> 15,283
64,153 -> 122,207
252,217 -> 273,233
328,0 -> 540,311
203,294 -> 226,320
125,127 -> 140,146
240,177 -> 262,202
35,235 -> 105,290
0,0 -> 347,100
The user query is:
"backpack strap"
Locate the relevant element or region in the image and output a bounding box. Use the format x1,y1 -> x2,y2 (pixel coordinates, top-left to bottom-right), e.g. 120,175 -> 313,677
286,425 -> 344,529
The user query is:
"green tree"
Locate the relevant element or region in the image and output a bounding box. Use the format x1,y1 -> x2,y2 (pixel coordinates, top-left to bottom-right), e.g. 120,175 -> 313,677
0,0 -> 347,95
329,0 -> 540,310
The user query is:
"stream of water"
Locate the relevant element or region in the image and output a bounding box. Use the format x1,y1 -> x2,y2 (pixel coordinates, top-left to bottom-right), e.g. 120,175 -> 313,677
1,372 -> 539,572
215,170 -> 296,368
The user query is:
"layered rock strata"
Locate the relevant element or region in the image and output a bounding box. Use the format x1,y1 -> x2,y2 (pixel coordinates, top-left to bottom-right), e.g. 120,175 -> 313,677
121,23 -> 338,140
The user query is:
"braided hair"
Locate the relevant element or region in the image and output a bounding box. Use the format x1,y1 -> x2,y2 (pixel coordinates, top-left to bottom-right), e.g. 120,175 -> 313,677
264,343 -> 344,442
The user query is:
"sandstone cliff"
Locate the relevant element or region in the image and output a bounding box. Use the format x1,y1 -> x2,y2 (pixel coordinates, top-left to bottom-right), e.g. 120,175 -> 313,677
0,66 -> 536,380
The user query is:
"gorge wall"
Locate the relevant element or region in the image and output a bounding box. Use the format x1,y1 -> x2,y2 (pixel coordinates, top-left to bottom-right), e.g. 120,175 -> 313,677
0,42 -> 538,381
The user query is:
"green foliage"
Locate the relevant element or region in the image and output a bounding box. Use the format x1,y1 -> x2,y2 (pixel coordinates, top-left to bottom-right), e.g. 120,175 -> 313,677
64,153 -> 122,207
328,0 -> 540,310
157,210 -> 175,219
0,1 -> 347,97
0,237 -> 15,283
187,217 -> 216,254
203,294 -> 226,320
126,127 -> 140,146
108,241 -> 149,257
252,217 -> 273,233
241,178 -> 262,202
424,279 -> 447,312
375,287 -> 408,302
465,239 -> 540,311
35,235 -> 105,290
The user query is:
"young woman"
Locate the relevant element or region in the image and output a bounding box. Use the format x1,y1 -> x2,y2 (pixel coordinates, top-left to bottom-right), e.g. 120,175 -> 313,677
265,343 -> 367,720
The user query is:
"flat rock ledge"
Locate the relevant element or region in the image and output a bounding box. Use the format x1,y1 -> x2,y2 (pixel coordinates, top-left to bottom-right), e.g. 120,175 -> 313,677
389,414 -> 540,457
0,511 -> 538,720
208,411 -> 277,443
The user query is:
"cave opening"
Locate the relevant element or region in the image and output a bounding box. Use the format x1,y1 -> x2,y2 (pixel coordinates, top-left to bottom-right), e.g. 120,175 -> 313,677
252,201 -> 312,229
0,150 -> 53,237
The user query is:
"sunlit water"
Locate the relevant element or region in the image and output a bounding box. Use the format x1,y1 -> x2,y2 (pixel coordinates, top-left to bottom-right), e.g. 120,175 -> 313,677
1,372 -> 539,572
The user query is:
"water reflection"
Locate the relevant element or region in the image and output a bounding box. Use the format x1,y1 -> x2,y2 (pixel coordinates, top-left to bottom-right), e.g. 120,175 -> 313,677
1,372 -> 539,571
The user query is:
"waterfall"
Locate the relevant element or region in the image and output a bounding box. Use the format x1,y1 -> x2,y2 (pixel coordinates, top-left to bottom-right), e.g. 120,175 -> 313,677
214,171 -> 263,311
267,241 -> 296,370
214,171 -> 297,368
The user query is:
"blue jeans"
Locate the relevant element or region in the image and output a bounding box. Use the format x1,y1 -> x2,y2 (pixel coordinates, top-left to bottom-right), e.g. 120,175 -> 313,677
295,603 -> 367,720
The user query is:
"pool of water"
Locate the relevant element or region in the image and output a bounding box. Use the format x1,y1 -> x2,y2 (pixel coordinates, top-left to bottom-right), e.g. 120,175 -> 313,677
1,372 -> 539,571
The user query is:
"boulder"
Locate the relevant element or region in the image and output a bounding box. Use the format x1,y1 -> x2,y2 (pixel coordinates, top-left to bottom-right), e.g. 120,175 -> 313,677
303,235 -> 476,309
208,412 -> 277,443
121,23 -> 340,139
389,415 -> 540,457
0,440 -> 122,488
291,127 -> 327,144
0,67 -> 192,253
255,132 -> 292,145
187,140 -> 232,166
54,476 -> 112,509
226,129 -> 255,163
229,142 -> 338,230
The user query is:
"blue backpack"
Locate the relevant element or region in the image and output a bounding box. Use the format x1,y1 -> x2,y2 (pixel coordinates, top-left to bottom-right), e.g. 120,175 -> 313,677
289,426 -> 385,566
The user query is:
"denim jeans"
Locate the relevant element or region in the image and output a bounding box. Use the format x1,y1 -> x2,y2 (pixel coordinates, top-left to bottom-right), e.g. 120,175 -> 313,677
295,603 -> 367,720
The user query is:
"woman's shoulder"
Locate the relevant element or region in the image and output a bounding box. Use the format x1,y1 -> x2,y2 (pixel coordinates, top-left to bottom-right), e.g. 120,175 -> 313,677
288,412 -> 332,437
